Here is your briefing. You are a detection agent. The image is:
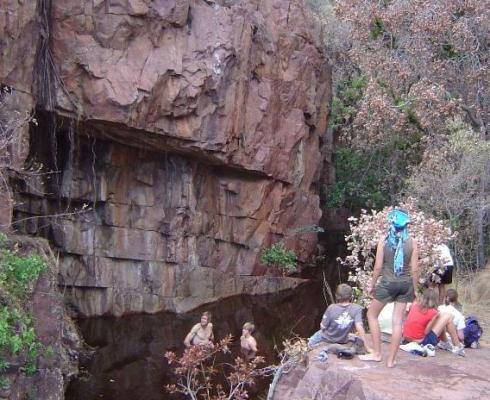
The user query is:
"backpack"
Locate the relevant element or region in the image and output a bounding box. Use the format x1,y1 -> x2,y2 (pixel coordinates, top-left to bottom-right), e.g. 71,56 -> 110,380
463,316 -> 483,348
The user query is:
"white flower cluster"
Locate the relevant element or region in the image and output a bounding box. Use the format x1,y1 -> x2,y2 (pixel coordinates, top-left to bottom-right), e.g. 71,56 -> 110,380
339,199 -> 454,305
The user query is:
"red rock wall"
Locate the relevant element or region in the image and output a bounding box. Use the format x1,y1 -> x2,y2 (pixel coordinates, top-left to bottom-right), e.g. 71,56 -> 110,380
2,0 -> 331,316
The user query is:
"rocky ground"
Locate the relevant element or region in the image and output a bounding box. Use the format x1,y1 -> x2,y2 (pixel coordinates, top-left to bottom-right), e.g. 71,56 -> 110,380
273,339 -> 490,400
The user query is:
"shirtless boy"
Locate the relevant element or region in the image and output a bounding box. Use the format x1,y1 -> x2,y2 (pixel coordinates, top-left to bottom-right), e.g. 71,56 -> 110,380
240,322 -> 258,359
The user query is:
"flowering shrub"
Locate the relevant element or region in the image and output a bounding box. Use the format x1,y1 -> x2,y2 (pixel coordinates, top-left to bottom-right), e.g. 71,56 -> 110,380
339,199 -> 454,305
165,335 -> 266,400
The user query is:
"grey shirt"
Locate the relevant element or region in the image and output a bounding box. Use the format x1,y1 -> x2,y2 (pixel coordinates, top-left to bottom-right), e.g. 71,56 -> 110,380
382,237 -> 413,281
320,303 -> 363,344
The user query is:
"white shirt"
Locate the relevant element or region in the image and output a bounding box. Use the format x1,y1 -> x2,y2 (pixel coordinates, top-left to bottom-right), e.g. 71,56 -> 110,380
378,302 -> 394,334
438,304 -> 465,330
436,244 -> 454,266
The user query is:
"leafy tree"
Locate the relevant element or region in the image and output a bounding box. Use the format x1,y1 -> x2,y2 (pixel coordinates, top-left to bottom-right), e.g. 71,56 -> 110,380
408,118 -> 490,269
312,1 -> 490,267
333,0 -> 490,142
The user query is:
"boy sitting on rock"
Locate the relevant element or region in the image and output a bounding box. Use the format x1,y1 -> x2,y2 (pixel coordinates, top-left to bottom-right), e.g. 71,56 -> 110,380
308,283 -> 370,357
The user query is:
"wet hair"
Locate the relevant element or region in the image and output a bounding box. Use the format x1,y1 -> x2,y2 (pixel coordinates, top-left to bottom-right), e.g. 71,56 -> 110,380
202,311 -> 212,322
419,288 -> 438,311
243,322 -> 255,333
336,283 -> 353,303
445,288 -> 460,306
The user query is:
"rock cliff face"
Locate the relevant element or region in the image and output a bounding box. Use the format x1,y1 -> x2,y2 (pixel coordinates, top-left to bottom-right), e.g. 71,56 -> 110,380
1,0 -> 330,316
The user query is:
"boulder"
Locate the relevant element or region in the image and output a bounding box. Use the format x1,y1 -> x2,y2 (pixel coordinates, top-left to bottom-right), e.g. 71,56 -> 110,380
273,341 -> 490,400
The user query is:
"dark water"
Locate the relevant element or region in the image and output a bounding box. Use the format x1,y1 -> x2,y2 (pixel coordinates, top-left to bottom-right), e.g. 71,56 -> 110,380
65,281 -> 324,400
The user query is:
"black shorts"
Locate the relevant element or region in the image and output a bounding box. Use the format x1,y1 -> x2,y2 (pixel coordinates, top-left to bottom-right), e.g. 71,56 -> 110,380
435,265 -> 453,284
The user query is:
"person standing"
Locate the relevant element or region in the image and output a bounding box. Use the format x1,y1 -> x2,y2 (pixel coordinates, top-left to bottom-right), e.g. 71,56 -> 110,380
433,244 -> 454,305
359,209 -> 419,367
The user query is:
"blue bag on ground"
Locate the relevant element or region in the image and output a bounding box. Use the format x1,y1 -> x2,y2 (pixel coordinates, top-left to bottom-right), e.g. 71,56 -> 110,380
463,316 -> 483,348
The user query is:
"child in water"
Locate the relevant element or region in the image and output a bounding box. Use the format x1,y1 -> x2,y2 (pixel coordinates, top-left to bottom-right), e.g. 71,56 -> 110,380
240,322 -> 258,360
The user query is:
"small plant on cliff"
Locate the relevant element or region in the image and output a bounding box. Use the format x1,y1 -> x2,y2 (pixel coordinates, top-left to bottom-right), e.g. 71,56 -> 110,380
165,335 -> 266,400
339,199 -> 454,306
261,242 -> 298,275
0,232 -> 47,376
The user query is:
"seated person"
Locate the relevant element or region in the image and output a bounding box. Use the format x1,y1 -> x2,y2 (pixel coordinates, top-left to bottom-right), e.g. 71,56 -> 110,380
438,288 -> 465,342
402,288 -> 464,355
240,322 -> 258,360
445,287 -> 463,312
308,283 -> 369,354
184,311 -> 214,348
378,302 -> 412,342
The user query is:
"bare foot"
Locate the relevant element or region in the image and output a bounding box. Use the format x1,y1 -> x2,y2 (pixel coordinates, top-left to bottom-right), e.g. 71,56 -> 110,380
387,360 -> 397,368
359,353 -> 382,362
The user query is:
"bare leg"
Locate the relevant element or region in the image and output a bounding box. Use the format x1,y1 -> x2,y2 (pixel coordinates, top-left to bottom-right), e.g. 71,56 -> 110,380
431,313 -> 462,347
430,312 -> 452,336
387,302 -> 406,368
438,284 -> 447,305
359,299 -> 385,362
445,319 -> 462,347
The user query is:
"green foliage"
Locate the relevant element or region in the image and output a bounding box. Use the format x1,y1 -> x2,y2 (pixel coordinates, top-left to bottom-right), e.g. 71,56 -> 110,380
440,42 -> 459,59
326,147 -> 388,210
261,242 -> 298,274
0,377 -> 9,390
407,118 -> 490,270
0,234 -> 47,376
329,75 -> 367,132
371,17 -> 385,40
326,130 -> 423,211
0,357 -> 9,372
0,252 -> 46,298
286,225 -> 325,235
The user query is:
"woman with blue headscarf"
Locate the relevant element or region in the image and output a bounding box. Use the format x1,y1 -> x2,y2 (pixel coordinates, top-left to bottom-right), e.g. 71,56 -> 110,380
359,209 -> 419,367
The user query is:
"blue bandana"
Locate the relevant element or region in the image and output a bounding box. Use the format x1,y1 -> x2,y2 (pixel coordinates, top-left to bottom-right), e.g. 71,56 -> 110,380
386,209 -> 410,277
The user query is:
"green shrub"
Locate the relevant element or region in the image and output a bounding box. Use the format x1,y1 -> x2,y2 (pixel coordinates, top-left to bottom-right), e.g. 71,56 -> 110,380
0,377 -> 9,390
261,242 -> 298,275
0,252 -> 46,298
0,234 -> 47,376
0,358 -> 9,372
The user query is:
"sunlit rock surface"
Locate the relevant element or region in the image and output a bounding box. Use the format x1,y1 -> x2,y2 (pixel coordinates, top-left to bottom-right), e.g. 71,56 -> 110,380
1,0 -> 330,316
273,341 -> 490,400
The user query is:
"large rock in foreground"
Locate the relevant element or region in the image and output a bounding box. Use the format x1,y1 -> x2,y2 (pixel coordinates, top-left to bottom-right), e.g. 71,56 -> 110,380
273,343 -> 490,399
